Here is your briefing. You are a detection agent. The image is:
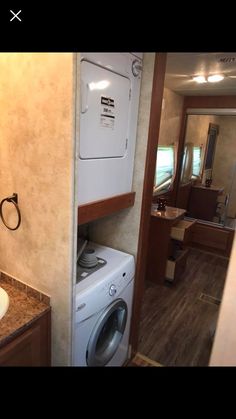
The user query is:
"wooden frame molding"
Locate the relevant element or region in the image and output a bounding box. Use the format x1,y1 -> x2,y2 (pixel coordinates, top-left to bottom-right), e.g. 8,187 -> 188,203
130,53 -> 167,353
184,96 -> 236,109
78,192 -> 135,225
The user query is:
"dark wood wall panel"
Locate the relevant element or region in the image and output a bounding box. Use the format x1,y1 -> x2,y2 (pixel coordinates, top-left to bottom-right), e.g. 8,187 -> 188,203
184,96 -> 236,109
176,182 -> 192,209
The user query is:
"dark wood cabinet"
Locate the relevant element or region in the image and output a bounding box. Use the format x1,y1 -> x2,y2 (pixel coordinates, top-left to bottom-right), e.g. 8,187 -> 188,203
188,185 -> 224,221
0,310 -> 51,366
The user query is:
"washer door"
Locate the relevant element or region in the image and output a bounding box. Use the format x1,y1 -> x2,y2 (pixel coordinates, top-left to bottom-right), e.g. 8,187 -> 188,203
86,299 -> 127,366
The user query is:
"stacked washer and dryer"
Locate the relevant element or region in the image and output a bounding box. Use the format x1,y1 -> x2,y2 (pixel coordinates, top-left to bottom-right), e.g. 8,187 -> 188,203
73,53 -> 143,366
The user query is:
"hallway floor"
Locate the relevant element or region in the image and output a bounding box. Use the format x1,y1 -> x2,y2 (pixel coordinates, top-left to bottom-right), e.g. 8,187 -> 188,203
138,248 -> 229,366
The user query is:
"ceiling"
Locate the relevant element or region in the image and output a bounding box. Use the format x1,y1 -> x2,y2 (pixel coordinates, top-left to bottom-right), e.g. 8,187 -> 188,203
165,53 -> 236,96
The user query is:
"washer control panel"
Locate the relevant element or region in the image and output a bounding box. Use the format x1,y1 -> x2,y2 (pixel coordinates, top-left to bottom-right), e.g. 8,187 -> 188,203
102,269 -> 132,299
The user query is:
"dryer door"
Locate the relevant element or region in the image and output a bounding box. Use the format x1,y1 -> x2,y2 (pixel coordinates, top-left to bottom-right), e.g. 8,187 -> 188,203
86,299 -> 127,366
80,60 -> 131,160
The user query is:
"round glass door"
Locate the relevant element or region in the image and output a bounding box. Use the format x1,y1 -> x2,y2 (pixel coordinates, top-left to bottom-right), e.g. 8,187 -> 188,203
86,299 -> 127,366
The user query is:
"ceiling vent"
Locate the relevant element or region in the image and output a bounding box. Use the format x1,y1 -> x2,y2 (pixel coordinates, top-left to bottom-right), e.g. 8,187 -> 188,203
219,57 -> 236,63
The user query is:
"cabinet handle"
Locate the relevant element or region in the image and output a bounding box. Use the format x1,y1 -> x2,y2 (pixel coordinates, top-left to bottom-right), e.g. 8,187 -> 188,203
81,81 -> 89,114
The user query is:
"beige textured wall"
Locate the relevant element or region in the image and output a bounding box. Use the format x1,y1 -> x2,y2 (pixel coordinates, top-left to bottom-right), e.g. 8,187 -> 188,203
212,116 -> 236,218
159,88 -> 183,146
185,114 -> 218,148
89,53 -> 155,257
0,53 -> 74,365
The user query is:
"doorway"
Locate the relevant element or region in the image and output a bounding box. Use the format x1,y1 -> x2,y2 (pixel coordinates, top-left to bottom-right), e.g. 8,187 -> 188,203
130,52 -> 235,366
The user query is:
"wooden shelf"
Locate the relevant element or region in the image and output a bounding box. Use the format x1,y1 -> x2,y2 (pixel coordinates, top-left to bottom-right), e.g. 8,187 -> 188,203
78,192 -> 136,225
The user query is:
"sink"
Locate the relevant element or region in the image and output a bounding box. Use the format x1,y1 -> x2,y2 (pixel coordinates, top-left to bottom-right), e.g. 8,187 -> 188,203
0,286 -> 9,320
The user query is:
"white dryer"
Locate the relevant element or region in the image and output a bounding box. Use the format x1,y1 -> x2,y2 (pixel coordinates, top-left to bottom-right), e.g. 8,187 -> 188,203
72,242 -> 135,367
77,53 -> 143,205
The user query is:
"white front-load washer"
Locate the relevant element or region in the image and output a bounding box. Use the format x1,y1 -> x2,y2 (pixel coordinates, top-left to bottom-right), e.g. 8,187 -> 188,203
72,242 -> 135,366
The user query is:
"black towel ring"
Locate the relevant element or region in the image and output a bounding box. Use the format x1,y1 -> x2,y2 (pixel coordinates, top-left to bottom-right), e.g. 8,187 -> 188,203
0,193 -> 21,231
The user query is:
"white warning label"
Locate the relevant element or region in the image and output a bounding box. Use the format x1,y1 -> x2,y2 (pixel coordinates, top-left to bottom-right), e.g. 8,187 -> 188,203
100,96 -> 115,129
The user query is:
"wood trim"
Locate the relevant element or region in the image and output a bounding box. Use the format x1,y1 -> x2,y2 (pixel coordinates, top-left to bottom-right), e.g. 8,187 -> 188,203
46,309 -> 51,366
176,181 -> 192,209
78,192 -> 135,225
129,53 -> 167,354
184,96 -> 236,109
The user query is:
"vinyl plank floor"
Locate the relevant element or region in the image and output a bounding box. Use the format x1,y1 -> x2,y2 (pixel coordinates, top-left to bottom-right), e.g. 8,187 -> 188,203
138,248 -> 229,366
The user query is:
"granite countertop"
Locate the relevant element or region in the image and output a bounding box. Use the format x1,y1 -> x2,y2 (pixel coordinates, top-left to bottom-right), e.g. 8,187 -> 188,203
0,278 -> 50,348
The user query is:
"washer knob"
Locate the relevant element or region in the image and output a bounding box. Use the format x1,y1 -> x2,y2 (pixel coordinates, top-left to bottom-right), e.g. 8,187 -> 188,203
109,284 -> 117,296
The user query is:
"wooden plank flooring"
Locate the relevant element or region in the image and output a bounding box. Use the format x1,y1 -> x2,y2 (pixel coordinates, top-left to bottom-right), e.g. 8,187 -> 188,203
138,248 -> 229,366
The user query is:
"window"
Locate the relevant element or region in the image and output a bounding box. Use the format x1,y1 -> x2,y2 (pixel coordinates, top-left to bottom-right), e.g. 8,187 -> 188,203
154,146 -> 175,193
192,146 -> 202,178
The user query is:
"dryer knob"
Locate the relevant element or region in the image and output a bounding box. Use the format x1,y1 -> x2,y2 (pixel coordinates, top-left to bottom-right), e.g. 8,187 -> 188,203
109,284 -> 117,296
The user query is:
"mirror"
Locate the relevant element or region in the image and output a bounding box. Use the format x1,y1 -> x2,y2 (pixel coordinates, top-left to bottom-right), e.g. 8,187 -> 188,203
176,110 -> 236,228
152,52 -> 236,228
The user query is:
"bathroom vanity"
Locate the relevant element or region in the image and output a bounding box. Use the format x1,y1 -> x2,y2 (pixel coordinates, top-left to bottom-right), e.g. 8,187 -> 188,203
0,276 -> 51,366
146,206 -> 196,284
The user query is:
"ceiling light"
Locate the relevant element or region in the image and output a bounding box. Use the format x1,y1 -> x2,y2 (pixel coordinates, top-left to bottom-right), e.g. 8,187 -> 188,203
207,74 -> 224,83
192,76 -> 207,84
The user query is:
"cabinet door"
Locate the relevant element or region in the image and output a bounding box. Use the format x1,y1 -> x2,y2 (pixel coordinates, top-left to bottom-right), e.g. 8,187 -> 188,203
188,188 -> 219,221
0,325 -> 41,366
0,311 -> 51,366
